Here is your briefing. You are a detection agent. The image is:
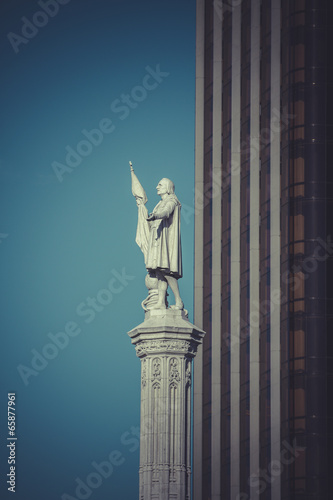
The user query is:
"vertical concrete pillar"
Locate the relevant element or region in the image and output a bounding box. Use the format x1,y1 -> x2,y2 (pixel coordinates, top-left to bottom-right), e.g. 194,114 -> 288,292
128,309 -> 205,500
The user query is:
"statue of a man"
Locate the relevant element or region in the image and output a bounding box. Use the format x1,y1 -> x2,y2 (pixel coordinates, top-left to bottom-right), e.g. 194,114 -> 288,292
146,178 -> 183,310
130,164 -> 184,311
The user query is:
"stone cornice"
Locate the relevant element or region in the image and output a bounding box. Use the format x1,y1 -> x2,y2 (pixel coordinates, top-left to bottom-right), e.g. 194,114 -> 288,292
128,309 -> 205,359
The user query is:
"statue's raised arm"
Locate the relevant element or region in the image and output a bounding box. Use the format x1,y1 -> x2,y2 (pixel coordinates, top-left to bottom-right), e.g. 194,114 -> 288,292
130,163 -> 184,312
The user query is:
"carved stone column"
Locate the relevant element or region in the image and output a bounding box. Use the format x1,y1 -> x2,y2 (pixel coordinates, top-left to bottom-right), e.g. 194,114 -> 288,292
128,309 -> 205,500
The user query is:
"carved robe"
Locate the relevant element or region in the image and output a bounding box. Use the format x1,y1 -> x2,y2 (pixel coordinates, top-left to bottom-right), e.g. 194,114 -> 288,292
146,194 -> 182,279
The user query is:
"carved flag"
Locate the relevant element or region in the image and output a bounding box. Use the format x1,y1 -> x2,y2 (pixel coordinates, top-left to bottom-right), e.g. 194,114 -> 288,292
129,163 -> 149,263
130,163 -> 147,205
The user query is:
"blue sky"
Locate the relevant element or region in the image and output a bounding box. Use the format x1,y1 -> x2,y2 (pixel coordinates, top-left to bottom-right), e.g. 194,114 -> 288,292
0,1 -> 196,499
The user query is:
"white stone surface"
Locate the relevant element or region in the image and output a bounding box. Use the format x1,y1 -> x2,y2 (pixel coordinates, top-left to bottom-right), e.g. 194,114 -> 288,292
130,164 -> 184,310
128,309 -> 205,500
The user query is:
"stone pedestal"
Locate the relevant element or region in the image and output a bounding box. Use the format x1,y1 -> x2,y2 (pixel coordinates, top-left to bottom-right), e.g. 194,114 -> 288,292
128,309 -> 205,500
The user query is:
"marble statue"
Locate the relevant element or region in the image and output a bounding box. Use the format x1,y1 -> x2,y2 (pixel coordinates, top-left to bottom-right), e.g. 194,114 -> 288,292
130,162 -> 184,311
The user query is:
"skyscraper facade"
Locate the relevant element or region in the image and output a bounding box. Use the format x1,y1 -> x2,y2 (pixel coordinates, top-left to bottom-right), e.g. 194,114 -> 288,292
193,1 -> 333,499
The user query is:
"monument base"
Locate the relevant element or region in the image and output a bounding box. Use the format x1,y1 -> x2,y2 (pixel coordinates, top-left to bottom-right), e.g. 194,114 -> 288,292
128,309 -> 205,500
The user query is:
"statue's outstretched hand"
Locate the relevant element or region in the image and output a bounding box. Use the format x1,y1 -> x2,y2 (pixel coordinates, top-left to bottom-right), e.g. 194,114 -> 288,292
147,214 -> 156,221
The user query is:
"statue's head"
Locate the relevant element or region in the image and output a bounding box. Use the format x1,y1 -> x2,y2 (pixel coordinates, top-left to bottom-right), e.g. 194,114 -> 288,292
156,178 -> 175,196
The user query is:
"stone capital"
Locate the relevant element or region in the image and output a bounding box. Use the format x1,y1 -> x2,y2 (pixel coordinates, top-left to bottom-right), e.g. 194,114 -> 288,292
128,309 -> 205,359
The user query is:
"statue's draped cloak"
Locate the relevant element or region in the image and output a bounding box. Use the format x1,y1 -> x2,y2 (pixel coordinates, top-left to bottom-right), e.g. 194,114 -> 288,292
146,194 -> 182,279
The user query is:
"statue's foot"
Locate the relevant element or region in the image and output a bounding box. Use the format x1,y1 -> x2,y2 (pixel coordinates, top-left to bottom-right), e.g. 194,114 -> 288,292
170,301 -> 184,310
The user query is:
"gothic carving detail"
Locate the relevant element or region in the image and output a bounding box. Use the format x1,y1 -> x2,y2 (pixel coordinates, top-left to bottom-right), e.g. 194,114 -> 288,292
169,357 -> 181,388
152,357 -> 161,389
185,364 -> 191,387
136,339 -> 196,357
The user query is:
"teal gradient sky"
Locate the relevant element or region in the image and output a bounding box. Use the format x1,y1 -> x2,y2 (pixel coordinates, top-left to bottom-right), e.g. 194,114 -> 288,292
0,1 -> 196,499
